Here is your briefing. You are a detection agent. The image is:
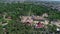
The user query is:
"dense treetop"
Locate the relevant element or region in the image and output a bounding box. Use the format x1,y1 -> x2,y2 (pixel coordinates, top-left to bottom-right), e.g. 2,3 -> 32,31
0,2 -> 60,20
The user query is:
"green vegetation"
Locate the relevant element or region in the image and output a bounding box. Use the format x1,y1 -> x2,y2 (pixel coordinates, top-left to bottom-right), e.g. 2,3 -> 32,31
0,2 -> 60,19
0,2 -> 60,34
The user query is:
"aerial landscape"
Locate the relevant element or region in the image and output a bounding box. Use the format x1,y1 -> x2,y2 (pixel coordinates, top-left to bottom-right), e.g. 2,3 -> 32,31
0,0 -> 60,34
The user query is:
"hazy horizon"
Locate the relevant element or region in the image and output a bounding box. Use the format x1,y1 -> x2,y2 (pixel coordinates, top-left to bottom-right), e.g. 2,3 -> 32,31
8,0 -> 60,1
0,0 -> 60,3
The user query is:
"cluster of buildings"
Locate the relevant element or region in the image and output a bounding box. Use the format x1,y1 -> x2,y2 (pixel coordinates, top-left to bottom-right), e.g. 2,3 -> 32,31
20,13 -> 49,28
1,13 -> 60,33
20,13 -> 60,28
1,13 -> 60,29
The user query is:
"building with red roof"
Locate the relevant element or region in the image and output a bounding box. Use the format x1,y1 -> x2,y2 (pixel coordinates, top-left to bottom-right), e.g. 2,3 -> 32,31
35,22 -> 44,28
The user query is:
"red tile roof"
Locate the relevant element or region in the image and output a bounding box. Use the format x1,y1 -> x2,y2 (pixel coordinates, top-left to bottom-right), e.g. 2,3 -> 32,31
35,22 -> 44,28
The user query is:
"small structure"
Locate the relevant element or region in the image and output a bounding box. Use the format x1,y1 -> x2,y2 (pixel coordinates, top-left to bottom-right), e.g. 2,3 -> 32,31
2,23 -> 8,26
42,13 -> 48,18
2,21 -> 8,26
32,16 -> 44,20
56,28 -> 60,34
57,28 -> 60,31
51,20 -> 60,27
35,22 -> 44,28
33,16 -> 49,25
5,16 -> 12,20
44,19 -> 49,25
21,16 -> 33,26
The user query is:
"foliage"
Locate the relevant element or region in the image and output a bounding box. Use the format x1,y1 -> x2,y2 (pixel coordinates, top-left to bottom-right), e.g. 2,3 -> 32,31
0,2 -> 60,34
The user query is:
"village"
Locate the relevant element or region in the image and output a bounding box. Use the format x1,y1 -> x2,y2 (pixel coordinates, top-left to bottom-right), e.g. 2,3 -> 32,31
20,13 -> 60,28
1,13 -> 60,34
0,1 -> 60,34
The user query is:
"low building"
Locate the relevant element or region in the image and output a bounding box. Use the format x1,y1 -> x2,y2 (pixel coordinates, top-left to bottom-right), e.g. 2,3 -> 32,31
5,16 -> 12,20
51,20 -> 60,27
2,21 -> 8,26
42,13 -> 48,18
21,13 -> 49,26
44,19 -> 49,25
35,22 -> 44,28
21,16 -> 33,26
